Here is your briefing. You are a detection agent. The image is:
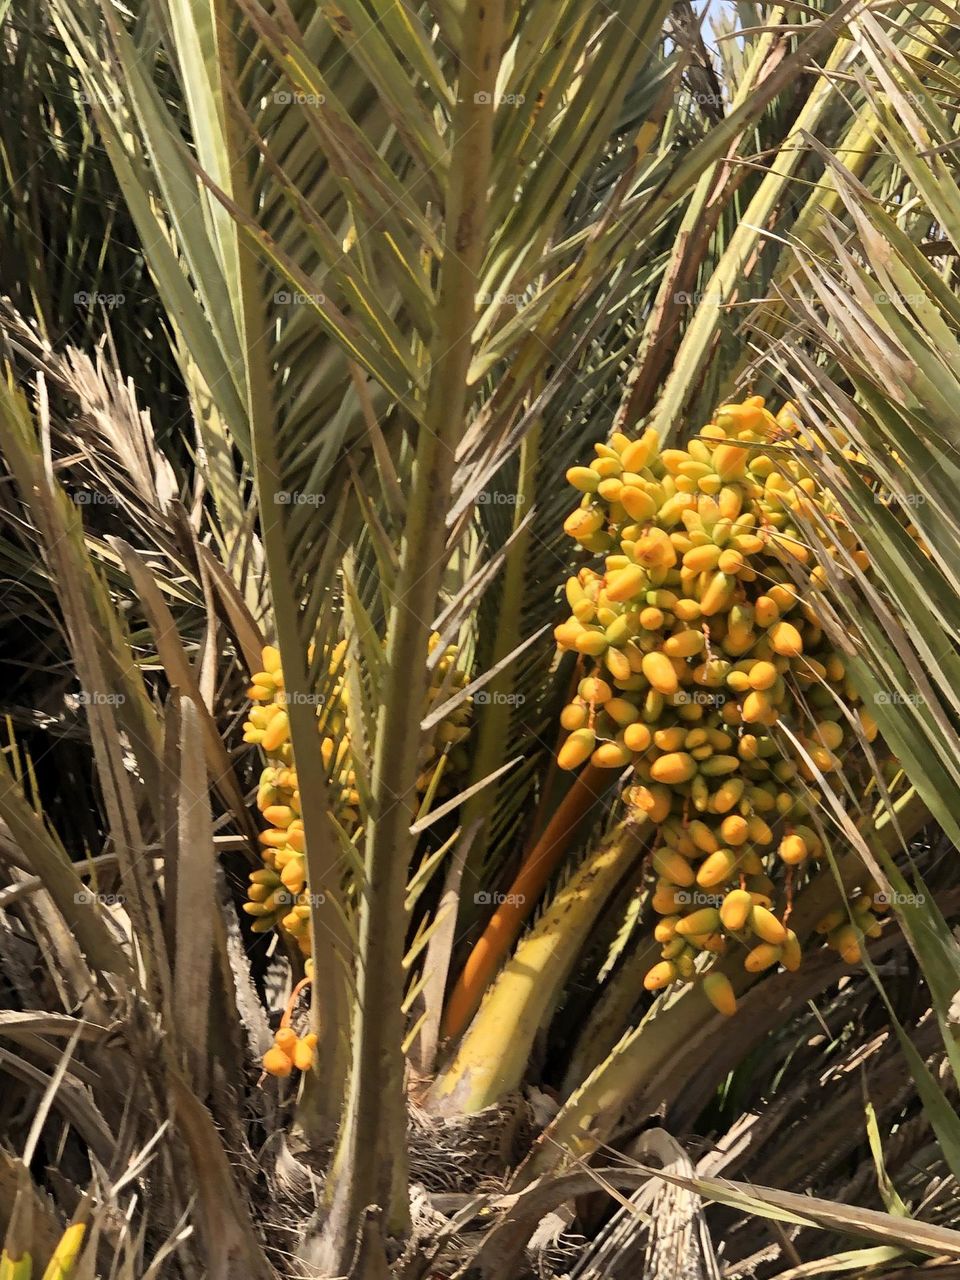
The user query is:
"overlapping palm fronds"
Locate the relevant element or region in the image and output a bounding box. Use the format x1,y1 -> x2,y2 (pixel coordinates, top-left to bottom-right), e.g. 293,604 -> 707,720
1,1 -> 960,1278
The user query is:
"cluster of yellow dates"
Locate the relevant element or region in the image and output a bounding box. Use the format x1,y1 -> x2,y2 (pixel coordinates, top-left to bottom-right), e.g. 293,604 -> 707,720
242,636 -> 471,959
242,641 -> 355,956
244,636 -> 470,1077
557,396 -> 885,1015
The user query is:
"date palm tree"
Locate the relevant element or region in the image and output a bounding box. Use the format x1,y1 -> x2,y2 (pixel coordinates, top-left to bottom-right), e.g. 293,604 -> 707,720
2,1 -> 960,1277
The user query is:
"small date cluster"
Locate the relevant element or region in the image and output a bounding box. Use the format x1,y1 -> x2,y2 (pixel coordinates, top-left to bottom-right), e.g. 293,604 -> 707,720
242,635 -> 472,960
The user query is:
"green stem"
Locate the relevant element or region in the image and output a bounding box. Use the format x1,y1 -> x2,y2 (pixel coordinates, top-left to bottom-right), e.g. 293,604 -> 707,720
459,417 -> 543,919
322,1 -> 507,1261
229,47 -> 352,1127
